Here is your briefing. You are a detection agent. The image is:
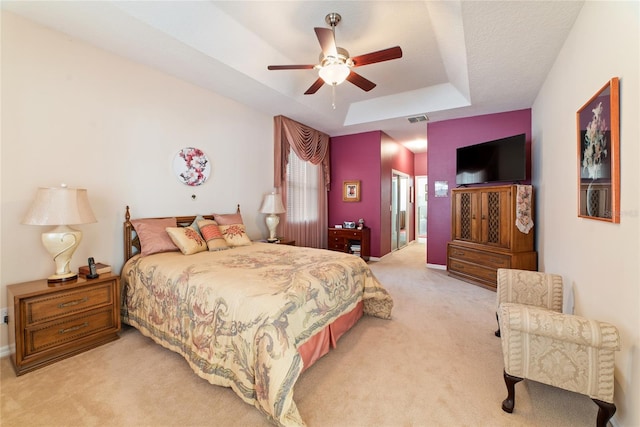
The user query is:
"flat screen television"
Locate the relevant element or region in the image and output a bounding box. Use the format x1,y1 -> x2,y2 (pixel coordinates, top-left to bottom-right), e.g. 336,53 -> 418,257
455,133 -> 526,185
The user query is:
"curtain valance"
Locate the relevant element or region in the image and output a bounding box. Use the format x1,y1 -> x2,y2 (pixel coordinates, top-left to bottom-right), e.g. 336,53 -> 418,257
274,115 -> 331,190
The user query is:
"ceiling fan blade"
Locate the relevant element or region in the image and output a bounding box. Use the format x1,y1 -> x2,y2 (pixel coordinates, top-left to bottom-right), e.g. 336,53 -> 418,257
268,64 -> 315,70
304,77 -> 325,95
314,27 -> 338,58
351,46 -> 403,67
346,71 -> 376,92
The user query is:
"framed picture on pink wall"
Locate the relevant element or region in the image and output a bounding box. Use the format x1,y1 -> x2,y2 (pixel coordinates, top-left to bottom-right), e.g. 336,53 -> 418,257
576,77 -> 620,223
434,181 -> 448,198
343,181 -> 360,202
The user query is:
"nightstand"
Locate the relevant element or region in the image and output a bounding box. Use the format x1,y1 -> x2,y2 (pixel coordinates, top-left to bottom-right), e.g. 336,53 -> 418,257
327,227 -> 370,261
259,238 -> 295,246
275,239 -> 295,246
7,274 -> 121,376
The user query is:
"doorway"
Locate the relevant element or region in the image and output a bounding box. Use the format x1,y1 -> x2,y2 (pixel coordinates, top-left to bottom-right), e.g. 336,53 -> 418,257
415,176 -> 428,243
391,171 -> 409,251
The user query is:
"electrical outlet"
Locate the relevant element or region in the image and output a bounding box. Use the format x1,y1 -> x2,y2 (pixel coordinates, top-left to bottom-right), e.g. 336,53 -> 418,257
1,307 -> 8,324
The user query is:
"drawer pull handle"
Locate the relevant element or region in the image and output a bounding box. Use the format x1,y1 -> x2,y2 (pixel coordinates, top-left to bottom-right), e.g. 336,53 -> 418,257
59,322 -> 89,335
58,297 -> 88,308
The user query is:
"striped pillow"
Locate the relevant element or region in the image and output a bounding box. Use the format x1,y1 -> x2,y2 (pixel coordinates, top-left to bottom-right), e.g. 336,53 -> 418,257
197,219 -> 229,251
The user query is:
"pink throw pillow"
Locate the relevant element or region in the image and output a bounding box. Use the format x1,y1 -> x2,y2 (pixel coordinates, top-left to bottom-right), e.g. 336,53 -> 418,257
131,217 -> 179,256
213,212 -> 244,225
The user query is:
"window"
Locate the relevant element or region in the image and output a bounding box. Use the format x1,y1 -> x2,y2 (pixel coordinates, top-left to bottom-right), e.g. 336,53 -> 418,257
286,149 -> 319,223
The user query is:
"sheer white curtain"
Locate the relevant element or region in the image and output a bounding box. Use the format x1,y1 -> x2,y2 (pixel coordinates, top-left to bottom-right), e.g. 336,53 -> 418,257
273,116 -> 329,248
285,150 -> 327,247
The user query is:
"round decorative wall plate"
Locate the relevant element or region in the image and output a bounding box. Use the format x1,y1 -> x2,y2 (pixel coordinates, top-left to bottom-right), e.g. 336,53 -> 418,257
173,147 -> 211,186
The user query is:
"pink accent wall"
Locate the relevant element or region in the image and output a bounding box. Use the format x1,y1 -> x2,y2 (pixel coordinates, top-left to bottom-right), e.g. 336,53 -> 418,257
381,133 -> 416,255
329,131 -> 415,257
329,131 -> 382,254
414,152 -> 428,176
426,109 -> 532,265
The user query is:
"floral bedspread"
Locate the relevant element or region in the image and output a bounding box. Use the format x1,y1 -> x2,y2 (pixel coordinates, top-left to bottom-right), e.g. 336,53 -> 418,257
121,242 -> 393,426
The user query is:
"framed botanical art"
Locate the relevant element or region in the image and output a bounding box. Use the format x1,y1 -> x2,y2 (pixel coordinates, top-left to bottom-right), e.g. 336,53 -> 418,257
343,180 -> 360,202
576,77 -> 620,223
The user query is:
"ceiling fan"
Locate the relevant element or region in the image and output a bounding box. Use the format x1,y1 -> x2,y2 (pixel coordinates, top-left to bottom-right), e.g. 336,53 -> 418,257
267,13 -> 403,95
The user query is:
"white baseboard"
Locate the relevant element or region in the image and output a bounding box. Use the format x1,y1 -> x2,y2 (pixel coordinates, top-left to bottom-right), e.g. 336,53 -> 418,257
0,344 -> 13,359
427,263 -> 446,270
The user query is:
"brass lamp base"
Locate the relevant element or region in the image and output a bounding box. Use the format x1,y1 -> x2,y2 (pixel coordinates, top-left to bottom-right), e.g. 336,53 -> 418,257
47,272 -> 78,284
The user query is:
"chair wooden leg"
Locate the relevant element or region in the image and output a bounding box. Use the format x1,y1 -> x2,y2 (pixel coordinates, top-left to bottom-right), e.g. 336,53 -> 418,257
501,371 -> 523,413
593,399 -> 616,427
495,312 -> 501,337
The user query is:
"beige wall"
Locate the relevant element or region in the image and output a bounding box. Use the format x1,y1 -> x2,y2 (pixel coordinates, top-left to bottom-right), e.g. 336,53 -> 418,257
532,2 -> 639,426
3,5 -> 639,424
0,13 -> 274,348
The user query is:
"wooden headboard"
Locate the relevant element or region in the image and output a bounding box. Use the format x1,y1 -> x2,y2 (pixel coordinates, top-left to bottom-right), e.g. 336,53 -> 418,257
123,205 -> 240,262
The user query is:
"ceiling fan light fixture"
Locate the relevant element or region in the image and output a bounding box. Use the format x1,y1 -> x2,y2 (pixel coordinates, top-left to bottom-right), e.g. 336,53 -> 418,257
267,12 -> 402,96
319,62 -> 350,86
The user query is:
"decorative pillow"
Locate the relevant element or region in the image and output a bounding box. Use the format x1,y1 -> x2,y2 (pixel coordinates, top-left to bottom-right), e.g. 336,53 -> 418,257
166,226 -> 207,255
190,215 -> 205,237
130,218 -> 179,256
197,219 -> 229,251
213,212 -> 244,225
219,223 -> 252,247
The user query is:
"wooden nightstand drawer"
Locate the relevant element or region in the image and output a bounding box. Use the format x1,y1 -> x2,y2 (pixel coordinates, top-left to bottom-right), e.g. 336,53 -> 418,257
7,274 -> 120,375
25,307 -> 117,354
24,283 -> 114,325
330,229 -> 361,239
328,240 -> 346,251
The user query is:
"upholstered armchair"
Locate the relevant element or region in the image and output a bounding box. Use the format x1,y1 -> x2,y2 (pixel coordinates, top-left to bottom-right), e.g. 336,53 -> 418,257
495,268 -> 563,337
498,302 -> 621,427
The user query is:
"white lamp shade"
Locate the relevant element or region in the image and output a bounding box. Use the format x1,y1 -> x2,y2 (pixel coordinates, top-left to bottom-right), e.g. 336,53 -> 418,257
319,63 -> 350,86
260,193 -> 286,214
22,186 -> 97,225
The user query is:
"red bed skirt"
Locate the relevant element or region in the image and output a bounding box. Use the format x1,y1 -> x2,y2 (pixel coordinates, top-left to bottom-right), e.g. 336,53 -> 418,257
298,300 -> 364,372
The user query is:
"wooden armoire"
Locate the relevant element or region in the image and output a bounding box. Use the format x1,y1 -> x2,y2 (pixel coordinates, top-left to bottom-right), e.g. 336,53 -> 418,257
447,184 -> 537,290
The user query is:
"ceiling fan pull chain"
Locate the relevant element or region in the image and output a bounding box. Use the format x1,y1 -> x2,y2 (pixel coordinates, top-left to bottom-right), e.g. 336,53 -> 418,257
332,84 -> 337,109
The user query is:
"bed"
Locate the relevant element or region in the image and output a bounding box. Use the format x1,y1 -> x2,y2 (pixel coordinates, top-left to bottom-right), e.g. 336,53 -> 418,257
120,206 -> 393,426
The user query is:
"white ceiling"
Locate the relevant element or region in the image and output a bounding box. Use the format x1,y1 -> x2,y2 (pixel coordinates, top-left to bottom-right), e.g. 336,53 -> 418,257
2,1 -> 584,153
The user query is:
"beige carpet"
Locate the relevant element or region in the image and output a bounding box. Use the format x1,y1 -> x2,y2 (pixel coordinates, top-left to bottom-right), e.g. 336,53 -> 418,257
1,243 -> 601,426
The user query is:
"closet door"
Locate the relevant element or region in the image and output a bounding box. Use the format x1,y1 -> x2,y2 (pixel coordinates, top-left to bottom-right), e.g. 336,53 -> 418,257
415,176 -> 428,242
391,171 -> 409,251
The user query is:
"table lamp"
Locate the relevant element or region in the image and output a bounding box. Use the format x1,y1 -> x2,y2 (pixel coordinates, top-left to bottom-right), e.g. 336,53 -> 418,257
22,184 -> 97,283
260,192 -> 285,242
